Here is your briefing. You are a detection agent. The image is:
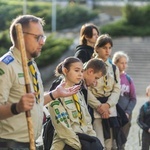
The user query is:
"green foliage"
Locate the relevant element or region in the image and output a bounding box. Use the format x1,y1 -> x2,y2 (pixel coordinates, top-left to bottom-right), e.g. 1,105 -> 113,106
101,4 -> 150,36
0,1 -> 98,32
35,35 -> 73,68
56,4 -> 97,30
122,4 -> 144,26
0,30 -> 11,56
0,0 -> 97,67
101,19 -> 150,37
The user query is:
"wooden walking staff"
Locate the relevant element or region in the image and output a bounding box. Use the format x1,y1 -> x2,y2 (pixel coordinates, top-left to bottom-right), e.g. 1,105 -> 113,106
15,23 -> 35,150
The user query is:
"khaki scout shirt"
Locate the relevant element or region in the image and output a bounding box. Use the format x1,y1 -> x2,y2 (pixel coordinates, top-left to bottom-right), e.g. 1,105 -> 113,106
89,59 -> 121,118
0,47 -> 44,142
49,91 -> 96,150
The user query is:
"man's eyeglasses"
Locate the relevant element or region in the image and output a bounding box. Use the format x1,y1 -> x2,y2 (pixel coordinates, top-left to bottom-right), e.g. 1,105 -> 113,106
23,32 -> 47,42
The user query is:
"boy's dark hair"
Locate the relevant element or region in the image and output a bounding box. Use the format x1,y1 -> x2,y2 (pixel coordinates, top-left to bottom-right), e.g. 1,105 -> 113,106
83,58 -> 106,76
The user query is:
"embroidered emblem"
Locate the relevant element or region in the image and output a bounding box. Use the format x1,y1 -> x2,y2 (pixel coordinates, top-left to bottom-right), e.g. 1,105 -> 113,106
55,108 -> 60,115
2,55 -> 14,65
65,99 -> 73,105
64,118 -> 69,127
0,68 -> 5,75
55,110 -> 69,127
51,101 -> 60,107
18,73 -> 24,78
72,110 -> 78,118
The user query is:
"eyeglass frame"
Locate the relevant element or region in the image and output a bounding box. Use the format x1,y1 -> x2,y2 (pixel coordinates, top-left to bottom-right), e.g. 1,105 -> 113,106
23,31 -> 47,42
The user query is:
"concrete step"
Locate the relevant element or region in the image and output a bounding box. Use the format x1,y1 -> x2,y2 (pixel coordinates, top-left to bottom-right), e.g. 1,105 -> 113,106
111,37 -> 150,96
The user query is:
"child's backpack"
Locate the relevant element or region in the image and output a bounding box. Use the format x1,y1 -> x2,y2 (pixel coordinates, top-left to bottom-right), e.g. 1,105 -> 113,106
42,117 -> 54,150
42,77 -> 62,150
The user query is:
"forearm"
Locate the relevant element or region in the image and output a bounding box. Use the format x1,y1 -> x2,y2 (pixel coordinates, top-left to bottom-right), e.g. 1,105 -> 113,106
87,90 -> 101,109
44,82 -> 80,105
44,89 -> 61,105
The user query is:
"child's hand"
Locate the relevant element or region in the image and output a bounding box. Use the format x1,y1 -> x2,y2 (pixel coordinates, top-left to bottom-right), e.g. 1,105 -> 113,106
148,128 -> 150,133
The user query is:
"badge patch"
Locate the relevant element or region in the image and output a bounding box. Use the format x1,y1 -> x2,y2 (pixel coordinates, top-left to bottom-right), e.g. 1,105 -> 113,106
55,110 -> 69,127
51,101 -> 60,107
61,112 -> 68,117
2,55 -> 14,65
55,108 -> 60,115
64,118 -> 69,127
0,68 -> 5,75
18,73 -> 24,78
72,110 -> 78,118
65,99 -> 73,105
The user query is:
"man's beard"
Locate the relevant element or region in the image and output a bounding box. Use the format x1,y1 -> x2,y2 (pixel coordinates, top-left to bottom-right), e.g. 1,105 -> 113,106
31,51 -> 41,58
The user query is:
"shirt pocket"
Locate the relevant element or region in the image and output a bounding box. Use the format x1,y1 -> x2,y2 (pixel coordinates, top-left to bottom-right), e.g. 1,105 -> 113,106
65,103 -> 79,122
16,77 -> 26,95
18,77 -> 25,85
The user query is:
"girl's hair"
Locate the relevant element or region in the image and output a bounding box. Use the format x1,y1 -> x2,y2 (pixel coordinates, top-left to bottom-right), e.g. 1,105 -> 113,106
55,57 -> 82,76
83,58 -> 106,76
112,51 -> 129,64
94,34 -> 113,49
93,34 -> 113,58
80,23 -> 99,45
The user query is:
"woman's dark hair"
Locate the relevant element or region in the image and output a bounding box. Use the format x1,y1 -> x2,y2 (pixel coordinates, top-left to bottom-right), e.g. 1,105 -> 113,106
80,23 -> 99,45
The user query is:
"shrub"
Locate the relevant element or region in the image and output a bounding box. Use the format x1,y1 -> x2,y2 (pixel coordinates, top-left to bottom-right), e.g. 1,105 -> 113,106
0,30 -> 11,56
35,35 -> 73,68
101,4 -> 150,36
0,1 -> 98,32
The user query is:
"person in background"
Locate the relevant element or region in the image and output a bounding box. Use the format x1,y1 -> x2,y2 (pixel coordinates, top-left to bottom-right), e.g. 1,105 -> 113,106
112,51 -> 137,150
48,57 -> 106,150
0,15 -> 80,150
74,23 -> 99,63
137,87 -> 150,150
89,34 -> 121,150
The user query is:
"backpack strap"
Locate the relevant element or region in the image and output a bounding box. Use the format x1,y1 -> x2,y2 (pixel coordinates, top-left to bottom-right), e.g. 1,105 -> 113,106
144,102 -> 148,113
125,74 -> 131,84
108,58 -> 118,83
112,64 -> 118,83
49,77 -> 62,91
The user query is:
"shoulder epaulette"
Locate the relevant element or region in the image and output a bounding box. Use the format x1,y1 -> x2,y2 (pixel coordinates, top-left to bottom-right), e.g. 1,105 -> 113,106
1,55 -> 14,65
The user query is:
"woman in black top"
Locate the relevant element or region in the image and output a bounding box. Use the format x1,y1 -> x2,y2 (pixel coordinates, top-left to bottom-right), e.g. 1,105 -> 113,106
74,23 -> 99,63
